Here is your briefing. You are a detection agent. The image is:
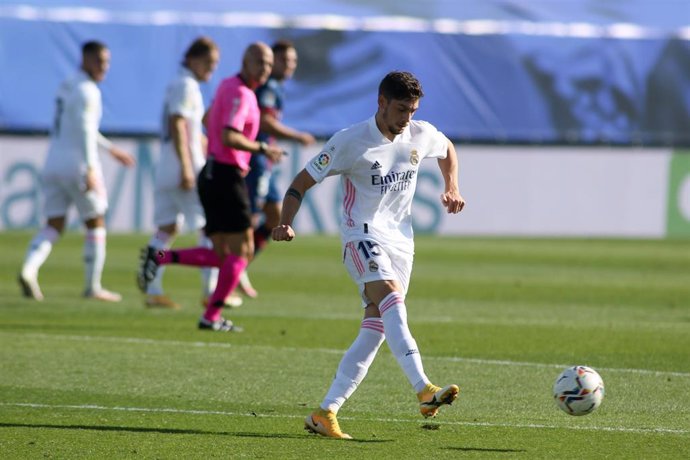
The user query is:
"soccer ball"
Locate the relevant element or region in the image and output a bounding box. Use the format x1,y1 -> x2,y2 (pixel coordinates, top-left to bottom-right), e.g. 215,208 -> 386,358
553,365 -> 605,416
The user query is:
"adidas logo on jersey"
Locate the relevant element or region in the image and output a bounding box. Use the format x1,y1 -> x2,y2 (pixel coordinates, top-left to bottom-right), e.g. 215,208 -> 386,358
371,161 -> 382,170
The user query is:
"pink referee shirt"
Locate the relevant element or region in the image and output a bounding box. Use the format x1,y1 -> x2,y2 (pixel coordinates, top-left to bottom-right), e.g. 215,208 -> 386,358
206,74 -> 260,171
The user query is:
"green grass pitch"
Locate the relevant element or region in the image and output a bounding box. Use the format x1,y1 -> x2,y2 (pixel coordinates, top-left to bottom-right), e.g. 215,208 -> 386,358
1,231 -> 689,458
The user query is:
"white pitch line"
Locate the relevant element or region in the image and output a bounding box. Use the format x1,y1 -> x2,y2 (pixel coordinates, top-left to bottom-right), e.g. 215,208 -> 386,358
1,402 -> 687,436
2,332 -> 690,378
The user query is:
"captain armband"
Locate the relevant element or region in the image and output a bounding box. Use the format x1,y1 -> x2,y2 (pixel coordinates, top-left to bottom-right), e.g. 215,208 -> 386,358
285,187 -> 303,202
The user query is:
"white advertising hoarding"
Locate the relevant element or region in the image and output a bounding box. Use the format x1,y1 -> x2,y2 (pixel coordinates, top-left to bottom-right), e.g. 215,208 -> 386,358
0,136 -> 687,237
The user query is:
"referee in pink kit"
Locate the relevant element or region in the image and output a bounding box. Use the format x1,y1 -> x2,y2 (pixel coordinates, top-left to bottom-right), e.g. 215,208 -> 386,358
138,42 -> 283,331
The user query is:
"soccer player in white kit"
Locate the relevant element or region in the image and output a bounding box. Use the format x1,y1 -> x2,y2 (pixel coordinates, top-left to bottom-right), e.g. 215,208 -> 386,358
273,71 -> 466,439
143,37 -> 223,310
18,40 -> 135,302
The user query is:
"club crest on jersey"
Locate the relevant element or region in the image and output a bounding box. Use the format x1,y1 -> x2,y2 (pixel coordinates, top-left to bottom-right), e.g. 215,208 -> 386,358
368,260 -> 379,272
410,150 -> 419,165
312,151 -> 331,172
261,91 -> 276,107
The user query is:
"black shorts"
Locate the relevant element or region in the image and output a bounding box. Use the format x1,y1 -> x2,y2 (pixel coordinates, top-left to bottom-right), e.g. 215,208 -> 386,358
198,159 -> 252,235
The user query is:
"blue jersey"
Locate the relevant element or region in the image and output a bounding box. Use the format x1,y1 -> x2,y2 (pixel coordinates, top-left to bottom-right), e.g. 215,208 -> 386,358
254,77 -> 285,144
247,77 -> 285,208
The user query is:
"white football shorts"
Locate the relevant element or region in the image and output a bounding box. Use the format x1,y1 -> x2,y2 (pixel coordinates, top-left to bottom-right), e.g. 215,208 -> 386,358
342,238 -> 413,305
153,186 -> 206,231
42,175 -> 108,220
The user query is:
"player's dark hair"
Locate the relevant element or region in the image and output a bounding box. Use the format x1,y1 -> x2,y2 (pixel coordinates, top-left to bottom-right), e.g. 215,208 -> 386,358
378,71 -> 424,101
82,40 -> 108,57
272,39 -> 295,55
184,36 -> 218,61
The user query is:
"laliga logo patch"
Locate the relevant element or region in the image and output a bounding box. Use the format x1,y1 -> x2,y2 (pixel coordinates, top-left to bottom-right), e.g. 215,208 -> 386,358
262,91 -> 276,107
368,260 -> 379,272
410,149 -> 419,165
312,151 -> 331,172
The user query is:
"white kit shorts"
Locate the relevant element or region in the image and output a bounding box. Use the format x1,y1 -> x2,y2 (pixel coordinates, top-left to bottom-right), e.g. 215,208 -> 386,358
153,187 -> 206,231
42,175 -> 108,220
342,238 -> 413,305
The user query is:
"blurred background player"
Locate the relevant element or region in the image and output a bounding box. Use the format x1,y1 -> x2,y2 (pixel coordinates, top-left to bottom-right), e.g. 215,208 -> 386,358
240,39 -> 316,298
143,37 -> 228,310
18,40 -> 135,302
273,71 -> 465,438
138,42 -> 283,331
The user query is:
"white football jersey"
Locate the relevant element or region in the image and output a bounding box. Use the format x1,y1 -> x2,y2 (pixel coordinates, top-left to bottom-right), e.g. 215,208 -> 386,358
43,71 -> 102,179
156,67 -> 206,189
306,116 -> 448,250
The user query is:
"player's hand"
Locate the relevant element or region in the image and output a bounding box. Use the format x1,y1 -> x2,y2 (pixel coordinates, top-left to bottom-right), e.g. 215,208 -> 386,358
441,189 -> 465,214
298,132 -> 316,146
272,224 -> 295,242
180,170 -> 196,190
84,168 -> 97,192
264,145 -> 284,163
110,146 -> 136,167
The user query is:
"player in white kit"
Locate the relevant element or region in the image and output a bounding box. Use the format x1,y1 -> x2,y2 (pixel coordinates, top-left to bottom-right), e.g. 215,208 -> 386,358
143,37 -> 225,310
273,71 -> 466,439
18,40 -> 135,302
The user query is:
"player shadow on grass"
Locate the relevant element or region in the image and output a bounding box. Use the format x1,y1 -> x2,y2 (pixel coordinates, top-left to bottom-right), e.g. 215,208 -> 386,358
0,422 -> 302,440
0,422 -> 391,442
442,447 -> 527,453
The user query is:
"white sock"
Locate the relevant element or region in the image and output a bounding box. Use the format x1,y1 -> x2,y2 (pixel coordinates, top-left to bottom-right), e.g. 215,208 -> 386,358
21,226 -> 60,277
321,318 -> 385,413
84,227 -> 107,293
198,232 -> 218,298
379,292 -> 429,393
146,230 -> 173,295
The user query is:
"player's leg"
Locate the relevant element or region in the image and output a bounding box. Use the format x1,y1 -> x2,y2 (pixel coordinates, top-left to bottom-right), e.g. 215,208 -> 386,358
364,245 -> 459,418
82,215 -> 121,302
144,186 -> 180,308
18,221 -> 62,300
195,160 -> 251,331
18,178 -> 68,300
197,230 -> 219,301
306,304 -> 383,439
138,207 -> 221,293
238,158 -> 270,299
365,280 -> 430,389
19,218 -> 63,301
75,174 -> 120,302
197,230 -> 250,331
367,280 -> 459,417
144,223 -> 179,309
173,187 -> 216,301
305,241 -> 392,439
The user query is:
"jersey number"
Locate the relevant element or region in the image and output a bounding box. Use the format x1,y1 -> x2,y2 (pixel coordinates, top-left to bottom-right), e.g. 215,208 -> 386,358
357,241 -> 381,259
53,97 -> 64,135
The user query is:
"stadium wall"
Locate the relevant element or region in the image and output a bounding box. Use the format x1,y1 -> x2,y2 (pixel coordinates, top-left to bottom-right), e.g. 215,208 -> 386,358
1,135 -> 688,238
2,2 -> 690,145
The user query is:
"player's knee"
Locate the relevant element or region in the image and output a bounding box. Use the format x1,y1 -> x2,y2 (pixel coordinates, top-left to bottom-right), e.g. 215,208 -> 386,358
47,218 -> 66,234
158,223 -> 178,236
363,303 -> 381,318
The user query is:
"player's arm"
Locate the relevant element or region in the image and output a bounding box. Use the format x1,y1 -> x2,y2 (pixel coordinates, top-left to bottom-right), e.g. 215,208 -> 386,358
96,133 -> 135,168
222,127 -> 284,163
201,131 -> 208,158
74,88 -> 100,188
272,168 -> 317,242
259,110 -> 315,146
169,114 -> 195,189
437,139 -> 465,214
202,107 -> 210,129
